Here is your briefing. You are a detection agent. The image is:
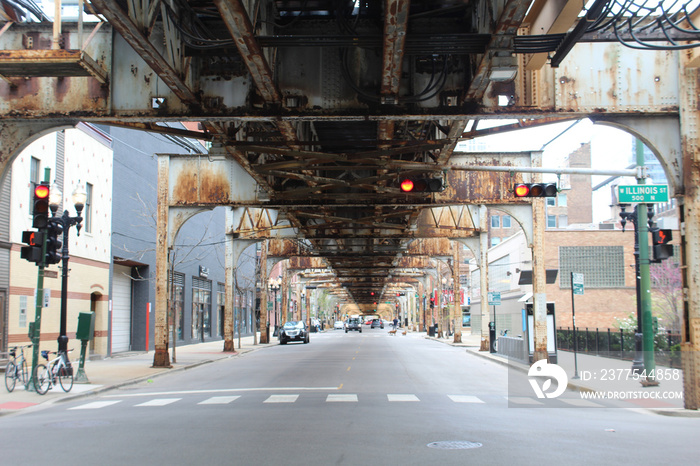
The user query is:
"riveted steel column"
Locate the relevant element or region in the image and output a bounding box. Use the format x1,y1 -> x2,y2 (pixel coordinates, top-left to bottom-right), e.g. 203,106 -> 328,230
260,240 -> 269,344
452,240 -> 462,343
531,151 -> 549,362
224,232 -> 235,351
154,155 -> 171,367
479,205 -> 490,351
679,59 -> 700,410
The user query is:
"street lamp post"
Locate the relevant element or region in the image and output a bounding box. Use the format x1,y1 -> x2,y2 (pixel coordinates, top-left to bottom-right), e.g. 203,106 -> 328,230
49,182 -> 87,354
268,278 -> 280,336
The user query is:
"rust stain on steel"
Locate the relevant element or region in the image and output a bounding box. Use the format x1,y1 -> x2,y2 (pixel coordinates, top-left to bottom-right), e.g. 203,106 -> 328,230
171,160 -> 231,204
381,0 -> 410,97
440,163 -> 524,203
288,257 -> 327,269
214,0 -> 281,104
89,0 -> 200,107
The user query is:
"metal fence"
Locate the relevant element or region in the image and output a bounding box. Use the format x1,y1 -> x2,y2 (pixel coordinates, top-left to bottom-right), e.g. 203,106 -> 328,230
556,327 -> 682,368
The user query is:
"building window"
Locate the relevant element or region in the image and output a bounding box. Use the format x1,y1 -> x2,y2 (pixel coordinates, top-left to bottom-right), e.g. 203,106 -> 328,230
218,283 -> 225,337
84,182 -> 93,233
192,277 -> 212,341
547,215 -> 556,228
169,272 -> 185,340
30,157 -> 40,206
502,215 -> 511,228
491,237 -> 501,247
559,246 -> 625,288
559,215 -> 568,228
489,255 -> 511,292
546,197 -> 556,207
491,215 -> 500,228
558,193 -> 567,206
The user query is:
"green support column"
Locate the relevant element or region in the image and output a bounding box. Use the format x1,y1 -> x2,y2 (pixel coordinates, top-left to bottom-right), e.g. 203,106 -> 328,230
636,139 -> 657,385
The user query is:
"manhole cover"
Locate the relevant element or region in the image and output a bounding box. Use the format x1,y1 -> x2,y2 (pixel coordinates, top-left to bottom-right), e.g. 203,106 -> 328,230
427,440 -> 483,450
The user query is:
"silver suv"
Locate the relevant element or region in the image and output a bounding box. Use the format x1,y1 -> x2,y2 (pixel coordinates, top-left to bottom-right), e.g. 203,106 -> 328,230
345,317 -> 362,333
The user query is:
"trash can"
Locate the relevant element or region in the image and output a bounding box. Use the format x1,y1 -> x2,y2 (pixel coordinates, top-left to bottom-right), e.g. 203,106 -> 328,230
428,325 -> 435,337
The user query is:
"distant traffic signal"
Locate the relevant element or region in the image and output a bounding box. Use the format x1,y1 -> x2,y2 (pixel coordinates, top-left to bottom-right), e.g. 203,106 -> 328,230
399,177 -> 444,193
513,183 -> 558,198
32,182 -> 51,229
45,222 -> 63,264
20,230 -> 44,264
651,228 -> 673,262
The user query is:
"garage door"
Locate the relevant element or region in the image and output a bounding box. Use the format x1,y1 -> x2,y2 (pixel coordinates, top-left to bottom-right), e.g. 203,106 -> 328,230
112,265 -> 132,353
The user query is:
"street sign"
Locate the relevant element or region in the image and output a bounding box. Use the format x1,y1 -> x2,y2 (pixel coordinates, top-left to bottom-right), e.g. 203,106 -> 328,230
617,184 -> 669,203
572,273 -> 584,295
487,291 -> 501,306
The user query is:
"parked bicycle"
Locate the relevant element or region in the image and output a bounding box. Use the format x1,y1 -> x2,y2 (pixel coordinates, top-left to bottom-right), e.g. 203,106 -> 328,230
4,344 -> 31,392
32,349 -> 74,395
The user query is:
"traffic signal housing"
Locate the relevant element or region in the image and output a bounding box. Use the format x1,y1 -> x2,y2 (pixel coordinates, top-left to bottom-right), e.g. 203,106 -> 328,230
398,177 -> 444,193
32,182 -> 51,229
45,222 -> 63,264
513,183 -> 558,198
651,228 -> 673,262
21,230 -> 44,264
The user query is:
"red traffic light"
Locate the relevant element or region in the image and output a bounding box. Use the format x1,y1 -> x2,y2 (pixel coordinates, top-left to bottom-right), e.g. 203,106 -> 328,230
399,177 -> 444,193
32,182 -> 51,229
514,184 -> 530,197
34,184 -> 50,199
513,183 -> 557,198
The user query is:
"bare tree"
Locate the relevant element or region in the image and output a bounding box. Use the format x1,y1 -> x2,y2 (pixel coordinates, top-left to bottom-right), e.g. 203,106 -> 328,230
650,259 -> 682,332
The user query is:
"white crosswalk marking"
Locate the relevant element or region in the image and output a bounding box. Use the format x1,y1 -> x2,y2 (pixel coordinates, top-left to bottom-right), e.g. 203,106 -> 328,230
263,394 -> 299,403
448,395 -> 485,403
69,400 -> 122,410
326,394 -> 358,402
387,394 -> 419,402
135,398 -> 181,407
198,396 -> 241,405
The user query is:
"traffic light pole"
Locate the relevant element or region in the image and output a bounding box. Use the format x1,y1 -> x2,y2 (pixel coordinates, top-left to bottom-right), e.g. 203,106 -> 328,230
27,168 -> 51,391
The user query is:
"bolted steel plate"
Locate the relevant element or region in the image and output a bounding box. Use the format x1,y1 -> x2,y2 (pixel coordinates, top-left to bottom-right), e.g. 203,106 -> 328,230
427,440 -> 483,450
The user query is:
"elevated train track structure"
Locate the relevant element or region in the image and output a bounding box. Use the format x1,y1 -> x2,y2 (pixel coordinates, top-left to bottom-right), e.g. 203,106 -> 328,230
0,0 -> 699,408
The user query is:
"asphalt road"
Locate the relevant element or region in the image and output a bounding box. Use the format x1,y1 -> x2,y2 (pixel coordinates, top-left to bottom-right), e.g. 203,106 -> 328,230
2,328 -> 697,465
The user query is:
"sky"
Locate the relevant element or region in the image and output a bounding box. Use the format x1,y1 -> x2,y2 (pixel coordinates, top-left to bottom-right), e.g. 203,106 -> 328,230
459,118 -> 637,224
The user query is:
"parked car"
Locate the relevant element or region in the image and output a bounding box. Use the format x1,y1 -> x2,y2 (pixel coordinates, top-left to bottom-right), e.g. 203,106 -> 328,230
345,317 -> 362,333
279,321 -> 309,344
334,320 -> 344,330
370,319 -> 384,329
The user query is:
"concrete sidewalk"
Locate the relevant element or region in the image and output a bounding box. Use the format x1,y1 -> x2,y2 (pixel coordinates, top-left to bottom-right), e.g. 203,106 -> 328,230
1,334 -> 274,416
